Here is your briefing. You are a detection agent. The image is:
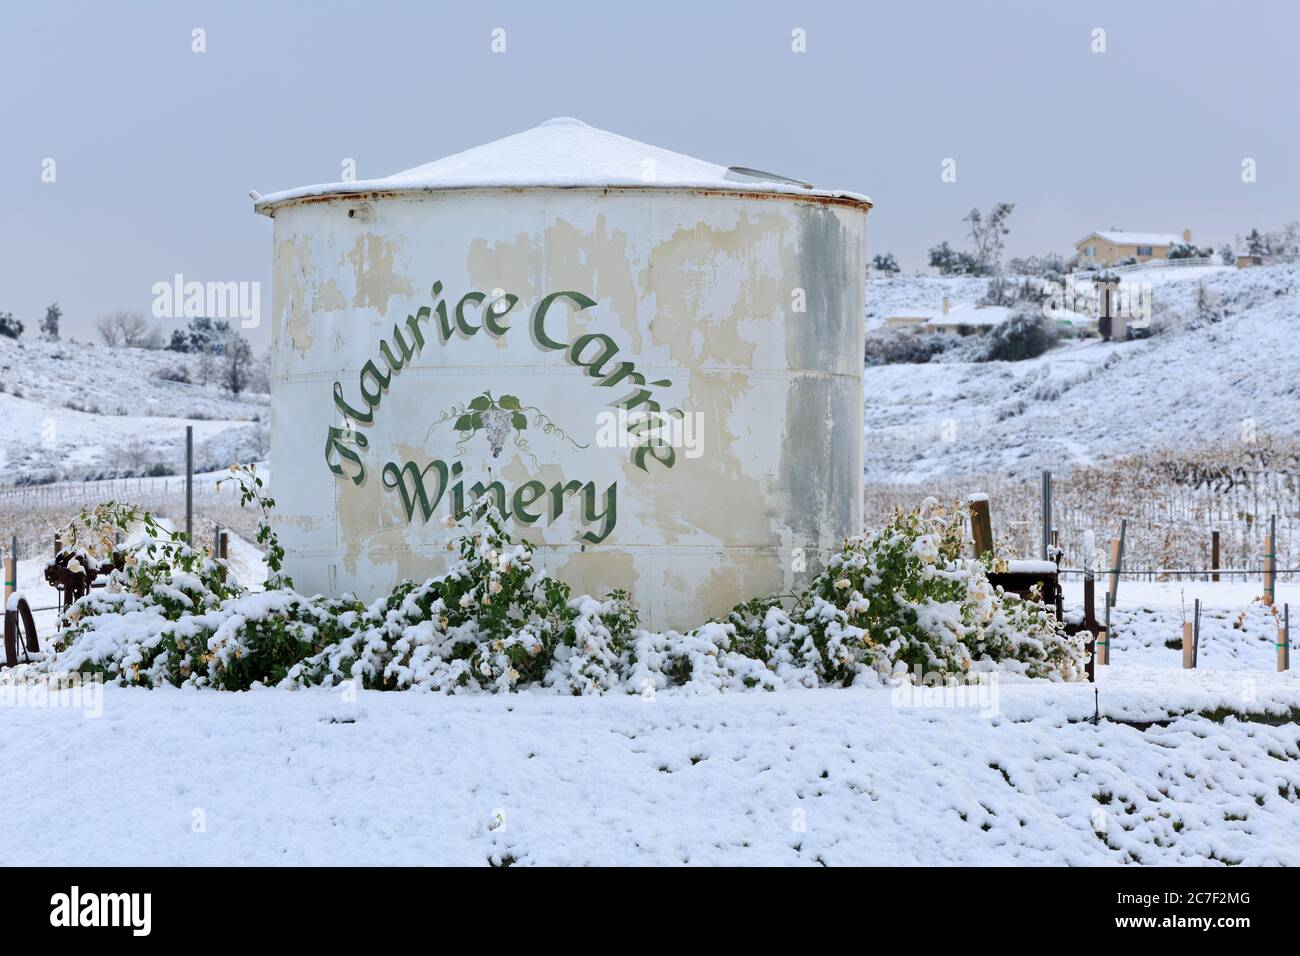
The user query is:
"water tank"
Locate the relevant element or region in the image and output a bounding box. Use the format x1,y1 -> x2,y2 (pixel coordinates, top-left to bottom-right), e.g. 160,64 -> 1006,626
255,118 -> 870,629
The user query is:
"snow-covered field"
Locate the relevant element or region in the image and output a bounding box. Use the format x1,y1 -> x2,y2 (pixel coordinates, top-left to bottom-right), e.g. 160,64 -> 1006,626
3,582 -> 1297,866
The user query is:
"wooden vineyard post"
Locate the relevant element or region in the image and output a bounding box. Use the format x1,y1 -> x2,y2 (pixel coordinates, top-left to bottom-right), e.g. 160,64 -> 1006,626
1211,530 -> 1220,583
969,495 -> 993,560
3,553 -> 14,612
217,530 -> 229,584
1280,604 -> 1291,673
1182,620 -> 1195,668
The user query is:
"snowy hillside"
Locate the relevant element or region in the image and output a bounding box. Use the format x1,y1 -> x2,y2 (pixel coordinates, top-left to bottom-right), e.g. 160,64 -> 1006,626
864,263 -> 1299,482
0,336 -> 267,485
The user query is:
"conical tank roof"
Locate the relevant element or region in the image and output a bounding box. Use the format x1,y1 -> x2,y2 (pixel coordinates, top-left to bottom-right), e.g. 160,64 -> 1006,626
253,117 -> 871,215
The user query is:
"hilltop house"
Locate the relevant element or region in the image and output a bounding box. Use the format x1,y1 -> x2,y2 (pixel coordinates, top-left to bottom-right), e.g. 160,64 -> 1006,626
1072,229 -> 1193,268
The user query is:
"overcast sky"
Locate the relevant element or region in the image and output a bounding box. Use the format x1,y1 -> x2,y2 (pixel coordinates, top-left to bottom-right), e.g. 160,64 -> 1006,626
2,0 -> 1295,348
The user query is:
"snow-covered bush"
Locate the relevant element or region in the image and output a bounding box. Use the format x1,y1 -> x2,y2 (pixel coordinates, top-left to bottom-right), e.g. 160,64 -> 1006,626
863,325 -> 954,365
287,507 -> 640,694
734,501 -> 1084,685
990,308 -> 1059,361
44,486 -> 1085,693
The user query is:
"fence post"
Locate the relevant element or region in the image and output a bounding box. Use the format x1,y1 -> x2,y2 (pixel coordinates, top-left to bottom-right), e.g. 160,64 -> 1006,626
3,553 -> 14,611
1192,598 -> 1201,668
1098,594 -> 1111,666
1264,515 -> 1276,605
185,425 -> 194,545
1182,620 -> 1195,669
1107,522 -> 1128,606
969,494 -> 993,559
1211,530 -> 1220,583
1041,470 -> 1052,560
5,535 -> 17,610
1083,529 -> 1096,682
1280,603 -> 1291,673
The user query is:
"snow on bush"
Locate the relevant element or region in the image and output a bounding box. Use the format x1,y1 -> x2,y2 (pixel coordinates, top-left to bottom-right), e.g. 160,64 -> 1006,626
42,474 -> 1085,693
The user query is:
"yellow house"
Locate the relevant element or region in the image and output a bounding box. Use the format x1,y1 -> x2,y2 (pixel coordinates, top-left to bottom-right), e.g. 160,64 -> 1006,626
1074,229 -> 1192,267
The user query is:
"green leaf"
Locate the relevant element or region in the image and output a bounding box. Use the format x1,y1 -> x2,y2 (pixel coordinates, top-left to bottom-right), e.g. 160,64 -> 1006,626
470,411 -> 484,430
469,395 -> 491,411
498,394 -> 521,410
454,414 -> 473,432
511,412 -> 528,430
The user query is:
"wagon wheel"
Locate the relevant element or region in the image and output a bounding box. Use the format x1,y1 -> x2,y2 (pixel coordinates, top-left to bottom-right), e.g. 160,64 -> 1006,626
3,596 -> 39,668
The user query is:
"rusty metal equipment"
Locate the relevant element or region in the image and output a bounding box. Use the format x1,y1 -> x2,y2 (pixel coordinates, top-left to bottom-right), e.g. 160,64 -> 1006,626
3,595 -> 39,667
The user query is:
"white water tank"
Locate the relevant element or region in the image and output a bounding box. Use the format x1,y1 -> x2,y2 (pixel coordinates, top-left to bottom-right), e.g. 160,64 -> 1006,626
255,118 -> 870,629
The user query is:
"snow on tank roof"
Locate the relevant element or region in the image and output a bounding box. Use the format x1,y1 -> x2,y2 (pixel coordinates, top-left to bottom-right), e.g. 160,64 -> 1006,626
252,117 -> 872,215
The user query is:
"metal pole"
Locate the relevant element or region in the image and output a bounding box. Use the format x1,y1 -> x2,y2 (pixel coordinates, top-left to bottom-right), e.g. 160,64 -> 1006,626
1280,603 -> 1291,672
185,425 -> 194,545
1192,598 -> 1201,668
1112,518 -> 1127,606
1041,470 -> 1052,560
1267,514 -> 1277,605
1083,529 -> 1096,681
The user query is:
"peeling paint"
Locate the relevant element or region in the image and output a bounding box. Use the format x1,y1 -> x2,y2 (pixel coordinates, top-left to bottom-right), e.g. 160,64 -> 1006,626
346,234 -> 415,316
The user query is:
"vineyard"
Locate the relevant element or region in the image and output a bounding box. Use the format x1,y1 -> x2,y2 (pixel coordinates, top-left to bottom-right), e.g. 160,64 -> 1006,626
864,435 -> 1299,579
4,436 -> 1298,584
0,474 -> 258,562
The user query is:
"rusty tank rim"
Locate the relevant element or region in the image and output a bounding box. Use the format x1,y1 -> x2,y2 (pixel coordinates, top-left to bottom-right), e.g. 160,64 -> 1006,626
254,184 -> 873,218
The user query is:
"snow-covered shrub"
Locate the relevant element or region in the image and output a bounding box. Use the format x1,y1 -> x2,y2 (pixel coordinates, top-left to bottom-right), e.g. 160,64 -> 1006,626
863,325 -> 953,365
975,308 -> 1059,362
793,500 -> 1084,682
47,466 -> 328,689
281,506 -> 641,695
44,487 -> 1084,693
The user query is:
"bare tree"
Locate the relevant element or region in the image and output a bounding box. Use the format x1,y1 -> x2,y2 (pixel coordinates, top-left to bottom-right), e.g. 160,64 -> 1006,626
197,346 -> 215,385
223,335 -> 253,394
95,310 -> 164,348
963,202 -> 1016,275
108,436 -> 154,476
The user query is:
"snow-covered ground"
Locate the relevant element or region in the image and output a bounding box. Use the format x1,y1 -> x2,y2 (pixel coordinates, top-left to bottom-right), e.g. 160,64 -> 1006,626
3,582 -> 1297,866
864,263 -> 1298,481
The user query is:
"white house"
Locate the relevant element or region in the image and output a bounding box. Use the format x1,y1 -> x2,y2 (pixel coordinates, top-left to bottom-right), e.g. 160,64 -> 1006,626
885,298 -> 1013,335
925,302 -> 1012,335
